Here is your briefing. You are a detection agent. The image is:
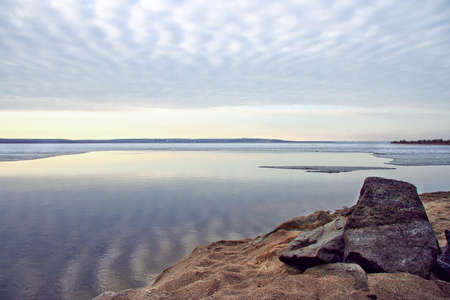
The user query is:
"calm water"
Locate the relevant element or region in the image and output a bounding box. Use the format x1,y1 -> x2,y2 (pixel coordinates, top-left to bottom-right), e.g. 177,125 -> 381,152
0,143 -> 449,299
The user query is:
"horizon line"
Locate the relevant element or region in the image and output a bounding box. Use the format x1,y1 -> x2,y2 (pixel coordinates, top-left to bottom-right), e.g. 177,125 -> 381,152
0,138 -> 391,144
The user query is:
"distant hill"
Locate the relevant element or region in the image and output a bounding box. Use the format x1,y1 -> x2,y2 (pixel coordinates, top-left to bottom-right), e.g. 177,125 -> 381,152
0,138 -> 306,144
391,139 -> 450,145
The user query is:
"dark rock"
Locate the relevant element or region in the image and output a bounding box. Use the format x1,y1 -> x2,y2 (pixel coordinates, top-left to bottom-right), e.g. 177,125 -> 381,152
279,177 -> 439,279
436,229 -> 450,281
279,217 -> 347,271
345,177 -> 429,229
343,177 -> 439,279
441,229 -> 450,261
304,262 -> 369,290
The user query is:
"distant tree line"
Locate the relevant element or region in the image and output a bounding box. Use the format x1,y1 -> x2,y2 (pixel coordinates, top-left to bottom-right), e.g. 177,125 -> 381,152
391,139 -> 450,145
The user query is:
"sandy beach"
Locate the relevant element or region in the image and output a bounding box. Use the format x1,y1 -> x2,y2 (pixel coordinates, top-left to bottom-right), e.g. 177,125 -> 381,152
94,190 -> 450,299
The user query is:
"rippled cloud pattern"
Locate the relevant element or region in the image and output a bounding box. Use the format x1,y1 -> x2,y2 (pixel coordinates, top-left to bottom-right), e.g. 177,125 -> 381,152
1,0 -> 449,110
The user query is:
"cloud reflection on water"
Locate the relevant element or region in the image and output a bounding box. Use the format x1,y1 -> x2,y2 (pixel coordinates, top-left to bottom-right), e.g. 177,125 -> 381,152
0,150 -> 448,299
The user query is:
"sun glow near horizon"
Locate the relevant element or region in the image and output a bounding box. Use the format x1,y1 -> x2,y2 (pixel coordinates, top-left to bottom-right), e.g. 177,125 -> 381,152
1,105 -> 448,141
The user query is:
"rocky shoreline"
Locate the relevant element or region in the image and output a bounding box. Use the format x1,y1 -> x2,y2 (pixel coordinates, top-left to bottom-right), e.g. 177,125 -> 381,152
94,177 -> 450,299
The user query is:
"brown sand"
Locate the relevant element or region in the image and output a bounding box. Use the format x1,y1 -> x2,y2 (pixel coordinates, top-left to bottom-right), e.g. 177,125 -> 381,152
94,192 -> 450,300
420,192 -> 450,247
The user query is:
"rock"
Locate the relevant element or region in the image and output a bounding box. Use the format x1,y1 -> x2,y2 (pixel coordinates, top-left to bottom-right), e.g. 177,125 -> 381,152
279,216 -> 347,271
304,262 -> 369,290
279,177 -> 439,279
344,177 -> 430,228
436,229 -> 450,281
441,229 -> 450,259
254,210 -> 338,245
343,177 -> 439,279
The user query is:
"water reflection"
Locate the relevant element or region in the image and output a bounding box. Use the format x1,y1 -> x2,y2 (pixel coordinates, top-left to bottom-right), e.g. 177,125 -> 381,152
0,151 -> 448,299
0,150 -> 390,177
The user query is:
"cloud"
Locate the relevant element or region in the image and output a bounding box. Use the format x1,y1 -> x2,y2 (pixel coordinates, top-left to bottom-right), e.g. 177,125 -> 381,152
0,0 -> 449,110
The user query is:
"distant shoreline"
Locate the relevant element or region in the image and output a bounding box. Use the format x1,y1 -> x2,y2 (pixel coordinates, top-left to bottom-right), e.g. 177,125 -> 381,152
1,141 -> 449,166
391,139 -> 450,145
0,138 -> 381,144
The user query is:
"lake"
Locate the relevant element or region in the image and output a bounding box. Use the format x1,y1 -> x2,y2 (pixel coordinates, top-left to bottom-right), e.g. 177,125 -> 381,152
0,143 -> 449,299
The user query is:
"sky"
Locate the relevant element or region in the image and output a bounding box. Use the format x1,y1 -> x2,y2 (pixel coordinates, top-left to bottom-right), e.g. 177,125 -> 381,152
0,0 -> 449,141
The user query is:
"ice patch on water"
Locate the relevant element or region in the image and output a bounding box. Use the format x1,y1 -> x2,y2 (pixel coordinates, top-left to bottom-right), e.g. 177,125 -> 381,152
0,142 -> 449,166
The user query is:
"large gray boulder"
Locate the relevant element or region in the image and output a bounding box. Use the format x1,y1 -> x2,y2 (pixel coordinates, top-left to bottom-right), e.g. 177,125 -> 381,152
343,177 -> 438,279
279,177 -> 439,279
